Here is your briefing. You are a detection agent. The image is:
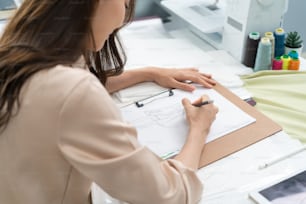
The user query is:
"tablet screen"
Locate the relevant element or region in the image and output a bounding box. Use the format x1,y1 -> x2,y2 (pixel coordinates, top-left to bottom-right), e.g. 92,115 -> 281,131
251,170 -> 306,204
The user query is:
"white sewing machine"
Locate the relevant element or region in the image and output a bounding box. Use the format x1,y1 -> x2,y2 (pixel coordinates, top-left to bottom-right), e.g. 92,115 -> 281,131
159,0 -> 288,62
223,0 -> 288,62
160,0 -> 226,49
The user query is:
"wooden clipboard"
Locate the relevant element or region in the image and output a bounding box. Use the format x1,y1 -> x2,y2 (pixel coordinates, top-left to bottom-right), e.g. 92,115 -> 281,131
199,83 -> 282,168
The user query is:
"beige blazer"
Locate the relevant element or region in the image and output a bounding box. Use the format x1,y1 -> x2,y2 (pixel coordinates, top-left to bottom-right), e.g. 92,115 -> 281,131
0,65 -> 202,204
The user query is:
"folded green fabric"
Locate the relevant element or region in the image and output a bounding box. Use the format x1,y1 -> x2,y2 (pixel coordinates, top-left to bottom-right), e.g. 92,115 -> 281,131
241,70 -> 306,143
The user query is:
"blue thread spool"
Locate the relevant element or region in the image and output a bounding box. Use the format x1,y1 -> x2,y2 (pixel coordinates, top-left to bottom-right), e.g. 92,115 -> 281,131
288,50 -> 299,59
274,28 -> 286,57
254,37 -> 272,72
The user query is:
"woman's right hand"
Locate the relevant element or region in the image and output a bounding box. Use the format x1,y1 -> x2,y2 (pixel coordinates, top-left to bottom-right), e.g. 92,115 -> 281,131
174,95 -> 218,170
182,95 -> 218,141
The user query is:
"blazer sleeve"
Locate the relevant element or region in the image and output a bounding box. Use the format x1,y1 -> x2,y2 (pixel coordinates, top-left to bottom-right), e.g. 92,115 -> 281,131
58,74 -> 203,204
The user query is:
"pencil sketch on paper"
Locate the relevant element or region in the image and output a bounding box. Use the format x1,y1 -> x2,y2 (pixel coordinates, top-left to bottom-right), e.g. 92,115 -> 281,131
145,105 -> 185,128
122,105 -> 185,129
121,87 -> 256,157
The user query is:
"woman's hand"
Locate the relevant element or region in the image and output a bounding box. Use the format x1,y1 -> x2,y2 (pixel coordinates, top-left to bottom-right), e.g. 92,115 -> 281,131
182,95 -> 218,137
147,67 -> 216,91
105,66 -> 216,93
174,95 -> 218,170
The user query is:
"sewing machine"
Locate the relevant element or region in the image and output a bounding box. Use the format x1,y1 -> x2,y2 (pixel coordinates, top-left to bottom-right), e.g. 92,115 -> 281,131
159,0 -> 288,62
223,0 -> 288,62
160,0 -> 226,49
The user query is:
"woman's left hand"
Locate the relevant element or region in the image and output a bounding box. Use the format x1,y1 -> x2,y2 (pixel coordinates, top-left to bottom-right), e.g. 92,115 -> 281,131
147,67 -> 216,92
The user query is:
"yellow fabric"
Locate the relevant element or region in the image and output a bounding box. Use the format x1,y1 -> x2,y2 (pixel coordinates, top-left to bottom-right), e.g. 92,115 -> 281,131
241,70 -> 306,143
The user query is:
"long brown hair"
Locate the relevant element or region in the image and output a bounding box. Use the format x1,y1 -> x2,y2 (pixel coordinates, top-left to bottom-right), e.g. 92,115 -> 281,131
0,0 -> 135,129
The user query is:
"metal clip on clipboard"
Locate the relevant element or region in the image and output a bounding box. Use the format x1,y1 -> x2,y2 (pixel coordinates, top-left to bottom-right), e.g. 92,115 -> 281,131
135,89 -> 174,108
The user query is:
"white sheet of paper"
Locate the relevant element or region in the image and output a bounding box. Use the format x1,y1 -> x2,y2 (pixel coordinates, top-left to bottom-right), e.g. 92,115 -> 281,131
120,87 -> 256,157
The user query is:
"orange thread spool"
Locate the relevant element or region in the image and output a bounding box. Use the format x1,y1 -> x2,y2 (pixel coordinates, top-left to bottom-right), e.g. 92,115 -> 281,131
289,58 -> 300,70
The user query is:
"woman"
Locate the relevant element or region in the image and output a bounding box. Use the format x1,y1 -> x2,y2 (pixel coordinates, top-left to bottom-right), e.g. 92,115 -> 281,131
0,0 -> 218,204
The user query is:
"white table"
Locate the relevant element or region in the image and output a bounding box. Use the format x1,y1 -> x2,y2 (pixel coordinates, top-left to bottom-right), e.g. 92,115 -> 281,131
92,18 -> 306,204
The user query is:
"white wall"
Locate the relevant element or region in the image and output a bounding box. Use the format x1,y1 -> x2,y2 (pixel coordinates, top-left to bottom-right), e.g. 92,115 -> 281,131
283,0 -> 306,52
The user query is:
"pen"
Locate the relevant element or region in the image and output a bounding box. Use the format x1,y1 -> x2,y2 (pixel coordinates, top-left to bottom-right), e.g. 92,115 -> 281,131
161,150 -> 180,160
259,145 -> 306,170
193,100 -> 214,107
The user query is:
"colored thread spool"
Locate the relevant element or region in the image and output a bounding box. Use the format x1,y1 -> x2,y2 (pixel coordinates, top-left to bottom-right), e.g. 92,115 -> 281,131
265,32 -> 275,60
254,37 -> 272,72
274,28 -> 286,57
288,50 -> 299,59
281,55 -> 291,70
289,58 -> 300,70
243,32 -> 260,68
272,57 -> 283,70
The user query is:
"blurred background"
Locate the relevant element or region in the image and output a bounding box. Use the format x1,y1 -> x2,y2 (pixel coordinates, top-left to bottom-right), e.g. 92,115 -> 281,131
134,0 -> 306,56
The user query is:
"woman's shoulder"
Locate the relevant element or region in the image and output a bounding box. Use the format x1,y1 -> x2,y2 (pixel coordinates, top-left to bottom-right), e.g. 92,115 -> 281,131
35,64 -> 98,89
23,65 -> 106,106
48,64 -> 93,81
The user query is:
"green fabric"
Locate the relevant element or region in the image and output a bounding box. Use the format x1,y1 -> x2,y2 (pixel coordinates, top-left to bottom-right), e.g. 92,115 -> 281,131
241,70 -> 306,143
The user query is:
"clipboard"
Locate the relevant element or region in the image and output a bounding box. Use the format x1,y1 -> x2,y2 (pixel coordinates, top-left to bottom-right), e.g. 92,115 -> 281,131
198,82 -> 282,168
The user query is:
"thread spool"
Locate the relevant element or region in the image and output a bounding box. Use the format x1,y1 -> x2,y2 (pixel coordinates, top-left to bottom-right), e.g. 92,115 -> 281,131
272,57 -> 283,70
274,28 -> 286,57
265,32 -> 275,60
243,32 -> 260,68
288,50 -> 299,59
281,55 -> 291,70
289,58 -> 300,70
254,37 -> 272,72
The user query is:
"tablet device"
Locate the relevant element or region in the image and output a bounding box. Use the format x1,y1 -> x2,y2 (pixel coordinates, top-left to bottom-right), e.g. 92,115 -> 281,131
249,169 -> 306,204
